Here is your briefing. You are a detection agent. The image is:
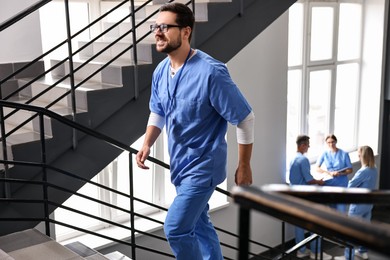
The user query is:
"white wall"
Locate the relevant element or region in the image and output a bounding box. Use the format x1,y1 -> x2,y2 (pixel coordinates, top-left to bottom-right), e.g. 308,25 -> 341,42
0,0 -> 43,62
220,11 -> 291,257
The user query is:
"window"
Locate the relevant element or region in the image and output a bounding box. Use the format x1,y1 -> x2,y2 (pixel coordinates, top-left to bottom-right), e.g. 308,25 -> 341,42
286,0 -> 363,165
54,133 -> 227,243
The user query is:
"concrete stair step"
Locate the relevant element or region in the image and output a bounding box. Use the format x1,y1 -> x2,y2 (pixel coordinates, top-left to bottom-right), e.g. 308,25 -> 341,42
104,251 -> 132,260
18,76 -> 121,111
2,107 -> 52,137
65,242 -> 109,260
1,94 -> 78,137
78,40 -> 153,63
101,20 -> 155,43
100,1 -> 148,22
50,58 -> 139,85
0,229 -> 86,260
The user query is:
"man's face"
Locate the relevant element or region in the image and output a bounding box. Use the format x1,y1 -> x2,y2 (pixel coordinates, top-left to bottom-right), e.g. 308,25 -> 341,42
303,141 -> 310,153
154,11 -> 182,54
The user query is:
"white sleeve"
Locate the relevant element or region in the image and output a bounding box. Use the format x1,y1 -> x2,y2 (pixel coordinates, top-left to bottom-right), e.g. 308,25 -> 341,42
147,112 -> 165,130
236,111 -> 255,144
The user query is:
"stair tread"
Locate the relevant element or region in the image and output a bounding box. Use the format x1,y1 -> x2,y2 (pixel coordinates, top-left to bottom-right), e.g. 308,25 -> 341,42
51,56 -> 152,67
20,76 -> 122,91
4,96 -> 87,115
0,249 -> 14,260
0,229 -> 51,253
1,131 -> 48,145
0,229 -> 86,260
65,242 -> 108,260
104,251 -> 132,260
9,241 -> 84,260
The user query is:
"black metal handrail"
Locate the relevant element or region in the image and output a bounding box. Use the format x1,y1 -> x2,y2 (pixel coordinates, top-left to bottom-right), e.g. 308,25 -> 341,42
232,185 -> 390,260
0,0 -> 155,141
0,0 -> 52,32
0,100 -> 278,260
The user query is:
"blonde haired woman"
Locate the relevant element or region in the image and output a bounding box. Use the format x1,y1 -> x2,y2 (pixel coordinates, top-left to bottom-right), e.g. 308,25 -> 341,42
335,146 -> 378,260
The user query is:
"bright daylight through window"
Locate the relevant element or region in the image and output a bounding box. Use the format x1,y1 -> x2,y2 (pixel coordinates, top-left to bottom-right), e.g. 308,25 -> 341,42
286,0 -> 363,166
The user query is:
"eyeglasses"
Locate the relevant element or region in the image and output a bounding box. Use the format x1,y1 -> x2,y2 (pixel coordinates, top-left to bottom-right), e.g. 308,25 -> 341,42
150,24 -> 182,33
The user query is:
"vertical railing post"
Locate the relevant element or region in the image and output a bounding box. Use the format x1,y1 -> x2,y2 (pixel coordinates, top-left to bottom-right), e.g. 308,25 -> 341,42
281,221 -> 286,258
129,153 -> 136,260
64,0 -> 78,149
238,206 -> 250,260
0,99 -> 11,198
191,0 -> 196,48
130,0 -> 139,100
38,112 -> 50,236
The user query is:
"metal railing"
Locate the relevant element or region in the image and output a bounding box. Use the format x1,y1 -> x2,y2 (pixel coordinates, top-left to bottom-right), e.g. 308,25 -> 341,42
0,0 -> 157,140
232,184 -> 390,260
0,1 -> 298,259
0,100 -> 282,260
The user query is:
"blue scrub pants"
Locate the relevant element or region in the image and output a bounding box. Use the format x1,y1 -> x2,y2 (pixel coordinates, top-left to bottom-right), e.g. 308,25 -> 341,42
163,183 -> 223,260
295,226 -> 322,253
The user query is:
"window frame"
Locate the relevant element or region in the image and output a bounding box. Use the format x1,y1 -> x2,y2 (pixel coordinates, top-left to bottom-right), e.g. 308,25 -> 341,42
287,0 -> 364,166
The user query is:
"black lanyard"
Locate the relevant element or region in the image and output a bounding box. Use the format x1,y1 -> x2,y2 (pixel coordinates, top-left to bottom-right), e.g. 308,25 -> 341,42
167,48 -> 193,100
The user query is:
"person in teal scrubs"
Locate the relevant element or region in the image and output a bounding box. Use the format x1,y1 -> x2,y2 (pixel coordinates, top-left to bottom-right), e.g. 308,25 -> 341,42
136,3 -> 255,260
316,134 -> 353,213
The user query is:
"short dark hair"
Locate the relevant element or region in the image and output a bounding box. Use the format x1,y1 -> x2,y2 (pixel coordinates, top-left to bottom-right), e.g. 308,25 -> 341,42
296,135 -> 310,146
159,2 -> 195,41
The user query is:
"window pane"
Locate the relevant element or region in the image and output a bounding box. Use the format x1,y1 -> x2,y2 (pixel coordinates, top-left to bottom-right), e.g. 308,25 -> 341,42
310,6 -> 334,61
308,70 -> 331,158
286,69 -> 302,164
334,64 -> 359,150
288,3 -> 304,66
338,3 -> 362,61
112,151 -> 154,220
55,176 -> 101,240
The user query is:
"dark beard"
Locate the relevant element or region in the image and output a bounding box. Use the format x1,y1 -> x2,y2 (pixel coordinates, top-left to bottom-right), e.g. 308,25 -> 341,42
158,37 -> 182,54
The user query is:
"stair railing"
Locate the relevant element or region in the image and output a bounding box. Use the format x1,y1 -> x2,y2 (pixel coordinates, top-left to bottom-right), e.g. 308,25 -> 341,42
0,0 -> 154,138
0,100 -> 284,260
0,0 -> 200,157
232,184 -> 390,260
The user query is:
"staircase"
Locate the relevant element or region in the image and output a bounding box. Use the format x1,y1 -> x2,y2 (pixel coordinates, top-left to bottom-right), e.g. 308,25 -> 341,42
0,0 -> 296,238
0,229 -> 132,260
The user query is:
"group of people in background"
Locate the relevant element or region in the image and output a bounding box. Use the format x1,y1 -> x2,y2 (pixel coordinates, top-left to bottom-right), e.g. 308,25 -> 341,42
289,134 -> 378,260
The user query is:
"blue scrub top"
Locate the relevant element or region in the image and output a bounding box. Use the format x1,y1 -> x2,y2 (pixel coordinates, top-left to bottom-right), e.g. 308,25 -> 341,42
317,149 -> 352,187
289,152 -> 314,185
150,50 -> 252,187
348,166 -> 378,215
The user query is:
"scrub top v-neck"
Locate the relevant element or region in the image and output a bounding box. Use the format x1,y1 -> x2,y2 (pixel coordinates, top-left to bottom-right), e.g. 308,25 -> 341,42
150,49 -> 252,187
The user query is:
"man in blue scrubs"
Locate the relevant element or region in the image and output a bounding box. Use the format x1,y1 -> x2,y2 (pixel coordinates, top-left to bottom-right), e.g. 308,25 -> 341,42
135,3 -> 255,260
289,135 -> 332,260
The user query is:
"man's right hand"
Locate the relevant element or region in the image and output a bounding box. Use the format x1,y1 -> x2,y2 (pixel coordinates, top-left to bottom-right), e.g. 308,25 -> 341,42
136,146 -> 151,169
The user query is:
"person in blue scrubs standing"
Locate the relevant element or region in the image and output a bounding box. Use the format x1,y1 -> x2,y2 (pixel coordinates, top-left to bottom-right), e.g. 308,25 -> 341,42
289,135 -> 332,260
334,146 -> 378,260
316,134 -> 352,213
135,3 -> 255,260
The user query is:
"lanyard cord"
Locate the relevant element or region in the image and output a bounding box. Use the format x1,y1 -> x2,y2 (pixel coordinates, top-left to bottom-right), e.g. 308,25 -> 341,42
167,48 -> 193,100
